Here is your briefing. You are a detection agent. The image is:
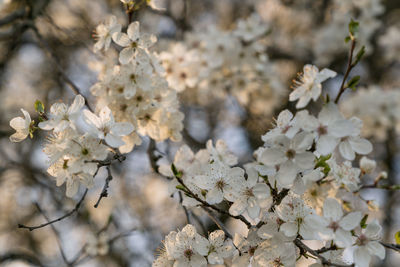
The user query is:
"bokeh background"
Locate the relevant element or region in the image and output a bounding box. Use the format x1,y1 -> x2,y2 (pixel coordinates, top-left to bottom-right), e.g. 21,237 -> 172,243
0,0 -> 399,266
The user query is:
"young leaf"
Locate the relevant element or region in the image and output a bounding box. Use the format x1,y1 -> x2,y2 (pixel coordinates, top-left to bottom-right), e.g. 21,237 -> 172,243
348,19 -> 359,39
360,214 -> 368,229
346,76 -> 361,90
354,46 -> 366,65
395,231 -> 400,245
34,100 -> 45,114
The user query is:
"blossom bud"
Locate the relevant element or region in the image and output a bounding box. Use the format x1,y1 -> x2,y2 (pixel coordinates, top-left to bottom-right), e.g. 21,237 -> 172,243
360,156 -> 376,174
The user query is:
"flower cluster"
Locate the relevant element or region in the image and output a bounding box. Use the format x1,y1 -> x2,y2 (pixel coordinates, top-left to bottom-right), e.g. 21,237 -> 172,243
153,224 -> 234,267
156,83 -> 386,266
159,13 -> 285,116
92,17 -> 184,153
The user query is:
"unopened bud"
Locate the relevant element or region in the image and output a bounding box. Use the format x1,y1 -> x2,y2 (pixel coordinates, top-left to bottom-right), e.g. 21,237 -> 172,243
360,156 -> 376,174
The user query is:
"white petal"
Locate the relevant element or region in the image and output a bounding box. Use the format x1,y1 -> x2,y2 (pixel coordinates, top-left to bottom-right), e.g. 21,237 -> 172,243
127,21 -> 140,41
323,198 -> 343,221
316,68 -> 337,83
349,137 -> 372,155
276,161 -> 298,187
334,228 -> 353,247
329,119 -> 356,138
206,187 -> 223,204
66,179 -> 79,197
112,32 -> 131,47
294,152 -> 315,169
83,109 -> 102,129
253,183 -> 270,199
280,222 -> 297,237
111,122 -> 134,136
229,198 -> 247,216
10,117 -> 26,130
339,211 -> 362,231
353,247 -> 371,267
339,140 -> 355,161
316,135 -> 339,155
105,133 -> 125,148
193,235 -> 209,256
366,241 -> 385,259
259,148 -> 286,166
119,48 -> 135,64
69,95 -> 85,114
10,131 -> 28,142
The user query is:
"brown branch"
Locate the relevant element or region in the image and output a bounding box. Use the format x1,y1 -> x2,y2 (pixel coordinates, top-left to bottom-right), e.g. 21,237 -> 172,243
0,8 -> 26,26
334,39 -> 357,104
18,189 -> 88,231
94,166 -> 113,208
35,203 -> 71,266
202,206 -> 233,239
294,239 -> 354,267
0,252 -> 44,267
381,242 -> 400,252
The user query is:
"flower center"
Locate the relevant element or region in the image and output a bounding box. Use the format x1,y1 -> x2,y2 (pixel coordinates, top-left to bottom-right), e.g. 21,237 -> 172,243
286,149 -> 296,159
216,179 -> 226,190
328,221 -> 339,232
183,249 -> 193,259
318,125 -> 328,135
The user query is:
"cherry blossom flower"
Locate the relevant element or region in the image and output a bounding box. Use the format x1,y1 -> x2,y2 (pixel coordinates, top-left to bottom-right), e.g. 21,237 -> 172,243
93,16 -> 121,52
259,132 -> 315,188
352,220 -> 385,267
276,196 -> 325,240
83,106 -> 134,148
229,166 -> 271,220
39,95 -> 85,132
206,139 -> 238,166
320,198 -> 362,247
112,21 -> 157,64
163,224 -> 207,267
289,64 -> 336,109
193,162 -> 244,204
9,108 -> 31,142
193,230 -> 234,264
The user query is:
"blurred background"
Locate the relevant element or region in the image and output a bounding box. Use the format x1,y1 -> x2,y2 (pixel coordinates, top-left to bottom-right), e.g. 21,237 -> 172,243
0,0 -> 399,266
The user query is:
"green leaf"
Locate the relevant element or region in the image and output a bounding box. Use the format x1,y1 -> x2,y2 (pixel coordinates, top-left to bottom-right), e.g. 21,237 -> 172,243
346,76 -> 361,90
354,46 -> 365,65
348,19 -> 359,39
176,185 -> 186,191
345,36 -> 351,43
171,163 -> 182,178
315,154 -> 332,176
360,214 -> 368,228
395,231 -> 400,245
34,100 -> 45,114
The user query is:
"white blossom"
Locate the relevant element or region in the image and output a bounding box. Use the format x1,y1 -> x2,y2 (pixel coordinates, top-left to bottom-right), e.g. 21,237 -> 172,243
93,16 -> 121,52
83,106 -> 134,148
289,64 -> 336,109
9,108 -> 31,142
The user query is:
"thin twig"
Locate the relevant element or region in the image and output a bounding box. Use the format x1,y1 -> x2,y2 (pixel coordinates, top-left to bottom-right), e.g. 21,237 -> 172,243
380,242 -> 400,252
334,39 -> 357,104
18,189 -> 88,231
94,166 -> 113,208
202,206 -> 233,239
35,203 -> 71,266
294,239 -> 354,267
0,8 -> 26,26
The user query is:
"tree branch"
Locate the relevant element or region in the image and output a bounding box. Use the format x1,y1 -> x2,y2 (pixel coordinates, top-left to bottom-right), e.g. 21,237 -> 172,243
294,239 -> 354,267
334,39 -> 357,104
18,189 -> 88,231
94,166 -> 113,208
